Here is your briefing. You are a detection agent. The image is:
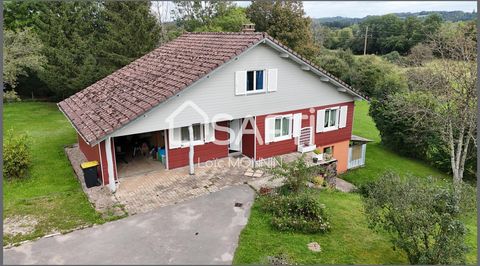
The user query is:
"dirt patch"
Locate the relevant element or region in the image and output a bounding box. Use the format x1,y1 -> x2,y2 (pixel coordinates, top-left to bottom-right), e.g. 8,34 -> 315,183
3,215 -> 38,236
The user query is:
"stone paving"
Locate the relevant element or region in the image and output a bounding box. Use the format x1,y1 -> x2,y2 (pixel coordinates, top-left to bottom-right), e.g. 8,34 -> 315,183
115,157 -> 265,214
67,145 -> 356,216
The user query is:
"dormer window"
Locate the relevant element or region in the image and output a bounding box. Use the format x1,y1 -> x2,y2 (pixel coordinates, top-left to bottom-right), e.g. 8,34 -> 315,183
246,70 -> 264,92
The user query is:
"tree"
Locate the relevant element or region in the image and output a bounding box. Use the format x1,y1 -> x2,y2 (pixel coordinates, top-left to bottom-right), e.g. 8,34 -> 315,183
407,22 -> 476,182
349,55 -> 407,99
3,0 -> 42,31
369,91 -> 440,160
172,1 -> 249,32
34,2 -> 105,99
406,43 -> 433,66
316,48 -> 355,82
3,28 -> 46,88
361,172 -> 475,264
99,1 -> 161,74
246,0 -> 319,59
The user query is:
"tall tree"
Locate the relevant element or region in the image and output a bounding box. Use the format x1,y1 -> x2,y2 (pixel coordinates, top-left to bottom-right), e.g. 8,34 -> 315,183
246,0 -> 319,59
34,1 -> 104,99
3,28 -> 46,89
99,1 -> 161,74
418,22 -> 477,182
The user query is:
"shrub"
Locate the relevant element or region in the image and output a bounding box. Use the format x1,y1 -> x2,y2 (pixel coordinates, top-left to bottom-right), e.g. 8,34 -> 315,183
259,191 -> 331,233
382,51 -> 403,65
406,43 -> 433,66
312,175 -> 324,186
268,155 -> 322,193
3,129 -> 31,180
3,90 -> 21,103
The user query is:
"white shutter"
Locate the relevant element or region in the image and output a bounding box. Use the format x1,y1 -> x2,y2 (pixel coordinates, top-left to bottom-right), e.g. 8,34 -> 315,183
267,69 -> 278,92
204,123 -> 215,142
168,128 -> 181,149
339,106 -> 348,128
265,117 -> 275,143
316,110 -> 325,133
293,113 -> 302,137
235,71 -> 247,95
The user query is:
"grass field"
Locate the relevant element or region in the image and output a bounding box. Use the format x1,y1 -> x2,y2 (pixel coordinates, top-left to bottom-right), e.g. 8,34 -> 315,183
341,101 -> 449,186
3,102 -> 104,245
233,101 -> 477,264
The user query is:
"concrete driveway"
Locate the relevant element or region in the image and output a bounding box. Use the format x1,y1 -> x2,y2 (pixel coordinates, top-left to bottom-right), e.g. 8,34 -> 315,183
3,185 -> 255,265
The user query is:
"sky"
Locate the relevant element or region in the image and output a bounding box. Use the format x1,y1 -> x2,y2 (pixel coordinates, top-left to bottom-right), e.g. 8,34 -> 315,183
155,1 -> 476,20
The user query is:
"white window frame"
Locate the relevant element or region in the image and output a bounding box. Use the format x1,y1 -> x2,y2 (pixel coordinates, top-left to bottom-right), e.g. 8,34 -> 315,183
323,107 -> 340,132
273,114 -> 292,142
246,69 -> 266,94
180,124 -> 204,147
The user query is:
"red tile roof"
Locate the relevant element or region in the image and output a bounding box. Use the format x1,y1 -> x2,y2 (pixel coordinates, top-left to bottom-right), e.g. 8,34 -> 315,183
58,32 -> 363,145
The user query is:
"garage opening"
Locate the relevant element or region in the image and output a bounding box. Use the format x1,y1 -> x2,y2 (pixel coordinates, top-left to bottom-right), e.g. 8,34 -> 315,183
114,130 -> 167,178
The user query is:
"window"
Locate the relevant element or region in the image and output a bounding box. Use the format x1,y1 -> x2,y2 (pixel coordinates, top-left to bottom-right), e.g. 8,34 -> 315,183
180,124 -> 203,144
246,70 -> 264,92
323,146 -> 333,155
323,146 -> 334,160
324,108 -> 339,130
274,115 -> 292,140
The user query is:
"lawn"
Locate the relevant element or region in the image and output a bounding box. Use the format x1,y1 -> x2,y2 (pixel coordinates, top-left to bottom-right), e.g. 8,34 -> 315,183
234,190 -> 407,264
233,101 -> 477,264
341,101 -> 449,186
3,102 -> 104,246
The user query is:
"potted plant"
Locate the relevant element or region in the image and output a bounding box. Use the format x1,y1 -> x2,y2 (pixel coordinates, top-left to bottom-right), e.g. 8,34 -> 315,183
312,149 -> 323,163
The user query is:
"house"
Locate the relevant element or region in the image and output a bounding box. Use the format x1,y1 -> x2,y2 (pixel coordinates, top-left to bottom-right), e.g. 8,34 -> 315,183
58,28 -> 366,192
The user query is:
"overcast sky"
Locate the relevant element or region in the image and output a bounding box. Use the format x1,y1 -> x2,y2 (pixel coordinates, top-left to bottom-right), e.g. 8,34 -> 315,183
237,1 -> 477,18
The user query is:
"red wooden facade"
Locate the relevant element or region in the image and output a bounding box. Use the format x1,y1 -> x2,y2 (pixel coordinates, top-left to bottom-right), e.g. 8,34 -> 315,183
167,121 -> 230,169
255,101 -> 354,160
78,101 -> 355,183
78,135 -> 117,185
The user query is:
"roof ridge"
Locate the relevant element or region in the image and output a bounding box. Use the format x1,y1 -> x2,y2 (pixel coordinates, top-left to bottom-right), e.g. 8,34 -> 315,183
184,31 -> 266,35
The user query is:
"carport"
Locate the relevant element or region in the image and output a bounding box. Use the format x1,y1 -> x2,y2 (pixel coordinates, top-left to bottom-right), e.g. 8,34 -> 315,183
113,130 -> 167,178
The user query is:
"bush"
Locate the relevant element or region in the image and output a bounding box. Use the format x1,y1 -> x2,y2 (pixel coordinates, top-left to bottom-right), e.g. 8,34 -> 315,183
362,172 -> 475,264
268,155 -> 322,193
259,191 -> 331,233
3,129 -> 31,180
382,51 -> 403,65
3,90 -> 21,103
406,43 -> 433,66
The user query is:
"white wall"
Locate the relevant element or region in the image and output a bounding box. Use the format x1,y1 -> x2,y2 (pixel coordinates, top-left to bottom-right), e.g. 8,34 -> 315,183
112,43 -> 354,137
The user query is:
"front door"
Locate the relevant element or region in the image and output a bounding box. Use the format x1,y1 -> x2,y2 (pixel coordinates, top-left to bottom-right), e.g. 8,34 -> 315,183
229,119 -> 242,153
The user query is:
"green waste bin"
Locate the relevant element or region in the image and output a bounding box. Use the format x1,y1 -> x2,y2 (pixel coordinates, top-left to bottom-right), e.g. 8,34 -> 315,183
81,161 -> 100,188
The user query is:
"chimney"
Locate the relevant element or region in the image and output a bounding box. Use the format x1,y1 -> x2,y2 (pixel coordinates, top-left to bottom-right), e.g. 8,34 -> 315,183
242,23 -> 255,33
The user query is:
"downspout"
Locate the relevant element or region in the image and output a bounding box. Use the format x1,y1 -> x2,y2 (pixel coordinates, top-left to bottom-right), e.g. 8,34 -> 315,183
105,137 -> 116,192
188,125 -> 195,175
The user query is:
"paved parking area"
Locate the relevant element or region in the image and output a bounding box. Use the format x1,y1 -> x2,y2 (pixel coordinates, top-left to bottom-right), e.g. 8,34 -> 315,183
3,185 -> 255,265
115,157 -> 264,214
